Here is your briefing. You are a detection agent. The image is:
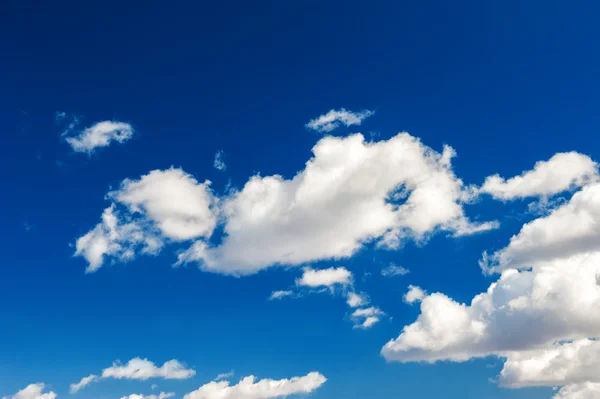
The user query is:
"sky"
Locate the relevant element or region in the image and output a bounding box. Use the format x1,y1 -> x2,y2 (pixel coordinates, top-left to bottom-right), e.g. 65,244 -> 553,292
2,1 -> 600,398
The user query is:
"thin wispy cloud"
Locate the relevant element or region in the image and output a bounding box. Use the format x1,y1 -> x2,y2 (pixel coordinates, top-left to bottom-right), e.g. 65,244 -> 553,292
381,264 -> 409,277
306,108 -> 374,133
65,121 -> 134,153
213,150 -> 227,171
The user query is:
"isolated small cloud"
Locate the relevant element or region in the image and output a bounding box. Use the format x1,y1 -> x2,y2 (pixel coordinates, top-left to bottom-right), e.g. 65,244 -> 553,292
183,371 -> 326,399
215,370 -> 235,381
65,121 -> 134,153
120,393 -> 174,399
403,285 -> 426,304
70,374 -> 99,393
381,264 -> 409,277
351,307 -> 385,329
346,292 -> 368,308
268,290 -> 294,300
54,111 -> 66,122
306,108 -> 374,133
296,267 -> 352,288
2,383 -> 56,399
213,150 -> 227,171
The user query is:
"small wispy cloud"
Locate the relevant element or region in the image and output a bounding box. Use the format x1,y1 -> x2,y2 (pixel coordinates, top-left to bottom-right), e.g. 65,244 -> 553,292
214,150 -> 226,171
268,290 -> 294,300
55,111 -> 67,122
65,121 -> 134,153
215,370 -> 235,380
306,108 -> 374,133
381,264 -> 410,277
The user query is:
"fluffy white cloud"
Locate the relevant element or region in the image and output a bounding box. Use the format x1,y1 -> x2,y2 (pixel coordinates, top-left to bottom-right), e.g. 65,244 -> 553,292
65,121 -> 134,153
2,384 -> 56,399
183,372 -> 326,399
381,264 -> 409,277
120,393 -> 174,399
268,290 -> 293,300
403,285 -> 426,304
554,383 -> 600,399
346,292 -> 368,308
214,150 -> 226,171
305,108 -> 374,133
480,152 -> 597,200
481,182 -> 600,274
74,168 -> 216,272
71,358 -> 195,392
178,133 -> 496,275
499,339 -> 600,388
296,267 -> 352,288
351,306 -> 385,329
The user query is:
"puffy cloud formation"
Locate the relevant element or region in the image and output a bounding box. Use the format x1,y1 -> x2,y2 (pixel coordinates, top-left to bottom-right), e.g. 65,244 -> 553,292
553,383 -> 600,399
346,292 -> 368,308
381,264 -> 409,277
481,182 -> 600,274
70,358 -> 195,392
305,108 -> 374,133
178,133 -> 496,274
479,152 -> 597,200
351,306 -> 385,329
2,384 -> 56,399
403,285 -> 426,304
183,372 -> 326,399
213,150 -> 226,171
65,121 -> 134,153
74,169 -> 216,272
296,267 -> 352,288
120,393 -> 174,399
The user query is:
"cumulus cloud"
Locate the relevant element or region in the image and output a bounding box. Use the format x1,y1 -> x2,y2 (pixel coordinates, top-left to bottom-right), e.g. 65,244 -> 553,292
479,152 -> 597,200
268,290 -> 294,300
553,382 -> 600,399
120,393 -> 174,399
305,108 -> 374,133
351,306 -> 385,329
65,121 -> 134,153
183,371 -> 326,399
71,358 -> 195,392
381,264 -> 409,277
2,384 -> 56,399
214,150 -> 226,171
74,168 -> 216,272
178,133 -> 496,275
403,285 -> 426,304
346,292 -> 368,308
481,182 -> 600,274
296,267 -> 352,288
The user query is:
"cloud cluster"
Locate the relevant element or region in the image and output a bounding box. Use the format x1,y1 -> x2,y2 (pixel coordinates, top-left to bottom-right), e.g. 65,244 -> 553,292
70,358 -> 195,393
120,393 -> 174,399
305,108 -> 374,133
2,384 -> 56,399
183,372 -> 326,399
65,121 -> 134,153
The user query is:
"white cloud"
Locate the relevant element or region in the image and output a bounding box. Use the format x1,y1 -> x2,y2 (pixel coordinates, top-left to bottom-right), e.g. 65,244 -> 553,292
305,108 -> 374,133
120,393 -> 174,399
268,290 -> 294,300
346,292 -> 368,308
74,169 -> 216,272
183,372 -> 326,399
2,384 -> 56,399
214,150 -> 226,171
553,382 -> 600,399
381,264 -> 409,277
178,133 -> 496,275
215,370 -> 235,381
351,307 -> 385,329
296,267 -> 352,288
71,358 -> 195,392
70,374 -> 98,393
480,152 -> 597,200
403,285 -> 426,304
481,182 -> 600,274
65,121 -> 134,153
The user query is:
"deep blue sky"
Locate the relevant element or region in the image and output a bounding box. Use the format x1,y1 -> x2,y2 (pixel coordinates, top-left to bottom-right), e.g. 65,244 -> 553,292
2,1 -> 600,398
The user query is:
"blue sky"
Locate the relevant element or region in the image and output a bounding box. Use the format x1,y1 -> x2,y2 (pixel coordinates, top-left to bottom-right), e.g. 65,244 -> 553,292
3,1 -> 600,398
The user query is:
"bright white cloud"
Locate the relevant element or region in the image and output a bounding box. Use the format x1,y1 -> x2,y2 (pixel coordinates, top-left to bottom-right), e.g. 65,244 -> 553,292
553,382 -> 600,399
305,108 -> 374,133
346,292 -> 368,308
183,372 -> 326,399
351,306 -> 385,329
268,290 -> 293,300
381,264 -> 409,277
214,150 -> 226,171
296,267 -> 352,288
2,384 -> 56,399
120,393 -> 174,399
71,358 -> 195,392
74,168 -> 216,272
65,121 -> 134,153
480,152 -> 597,200
178,133 -> 496,275
403,285 -> 426,304
481,182 -> 600,274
